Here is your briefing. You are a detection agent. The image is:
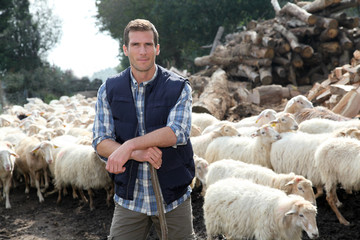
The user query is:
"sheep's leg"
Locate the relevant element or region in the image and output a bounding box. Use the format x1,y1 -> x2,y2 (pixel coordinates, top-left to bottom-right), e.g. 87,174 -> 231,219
78,188 -> 88,204
45,188 -> 58,197
326,187 -> 349,225
42,168 -> 49,191
57,188 -> 62,204
334,189 -> 343,208
62,187 -> 68,196
34,171 -> 44,203
72,185 -> 79,199
314,186 -> 323,199
23,173 -> 30,194
105,184 -> 114,207
87,188 -> 94,211
4,176 -> 11,209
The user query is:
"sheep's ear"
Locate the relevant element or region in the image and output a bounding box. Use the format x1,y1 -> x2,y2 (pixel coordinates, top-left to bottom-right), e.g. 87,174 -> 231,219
10,150 -> 19,158
31,145 -> 41,153
285,180 -> 295,186
285,209 -> 297,216
269,120 -> 278,127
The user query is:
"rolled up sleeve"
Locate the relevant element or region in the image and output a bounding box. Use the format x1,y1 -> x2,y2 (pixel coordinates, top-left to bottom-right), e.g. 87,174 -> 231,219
92,82 -> 116,159
167,82 -> 192,146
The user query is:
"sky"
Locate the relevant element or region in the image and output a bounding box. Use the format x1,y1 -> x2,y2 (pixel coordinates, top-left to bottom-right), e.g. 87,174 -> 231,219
37,0 -> 120,78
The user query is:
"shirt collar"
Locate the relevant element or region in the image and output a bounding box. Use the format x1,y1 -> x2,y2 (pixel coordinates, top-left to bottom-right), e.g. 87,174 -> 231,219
130,65 -> 158,87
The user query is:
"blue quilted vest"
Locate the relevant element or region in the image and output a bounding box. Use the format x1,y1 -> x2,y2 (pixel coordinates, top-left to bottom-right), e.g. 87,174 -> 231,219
106,65 -> 195,204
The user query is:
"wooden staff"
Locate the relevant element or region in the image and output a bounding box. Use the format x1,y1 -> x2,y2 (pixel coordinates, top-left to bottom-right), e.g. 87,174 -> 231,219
150,165 -> 168,240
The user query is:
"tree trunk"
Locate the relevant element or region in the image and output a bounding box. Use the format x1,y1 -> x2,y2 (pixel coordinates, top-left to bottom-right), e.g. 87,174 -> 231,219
280,2 -> 318,25
301,0 -> 341,13
192,68 -> 232,120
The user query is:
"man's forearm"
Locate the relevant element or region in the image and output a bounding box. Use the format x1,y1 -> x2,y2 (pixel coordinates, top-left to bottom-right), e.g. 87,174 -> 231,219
96,126 -> 177,158
125,126 -> 177,152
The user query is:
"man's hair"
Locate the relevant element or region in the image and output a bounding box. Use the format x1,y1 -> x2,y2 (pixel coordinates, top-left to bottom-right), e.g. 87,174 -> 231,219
123,19 -> 159,47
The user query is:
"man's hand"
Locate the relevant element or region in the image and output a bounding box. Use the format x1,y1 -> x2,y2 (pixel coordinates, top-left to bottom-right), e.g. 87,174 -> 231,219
106,141 -> 163,174
106,141 -> 133,174
132,147 -> 162,169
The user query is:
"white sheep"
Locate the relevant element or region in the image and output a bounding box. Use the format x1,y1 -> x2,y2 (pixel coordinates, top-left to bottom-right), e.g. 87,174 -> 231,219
204,124 -> 281,168
294,106 -> 351,123
191,112 -> 219,132
281,94 -> 313,115
190,124 -> 202,137
236,112 -> 298,137
270,130 -> 336,198
190,154 -> 209,190
314,137 -> 360,225
191,123 -> 240,158
204,159 -> 316,205
202,108 -> 277,134
0,141 -> 19,209
203,178 -> 319,240
15,136 -> 58,203
299,118 -> 360,134
54,144 -> 113,210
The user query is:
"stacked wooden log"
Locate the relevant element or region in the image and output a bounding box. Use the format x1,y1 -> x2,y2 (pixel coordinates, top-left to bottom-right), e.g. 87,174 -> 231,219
306,49 -> 360,118
194,0 -> 360,87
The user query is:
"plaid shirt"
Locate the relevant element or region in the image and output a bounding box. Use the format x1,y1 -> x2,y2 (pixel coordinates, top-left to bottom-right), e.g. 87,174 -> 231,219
92,66 -> 193,215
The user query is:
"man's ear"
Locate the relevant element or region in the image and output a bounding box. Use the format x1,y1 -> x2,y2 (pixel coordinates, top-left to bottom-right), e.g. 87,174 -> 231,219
156,44 -> 160,55
123,44 -> 128,56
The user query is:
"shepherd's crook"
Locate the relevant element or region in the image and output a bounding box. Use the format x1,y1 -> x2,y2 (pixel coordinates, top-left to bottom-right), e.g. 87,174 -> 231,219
150,165 -> 168,240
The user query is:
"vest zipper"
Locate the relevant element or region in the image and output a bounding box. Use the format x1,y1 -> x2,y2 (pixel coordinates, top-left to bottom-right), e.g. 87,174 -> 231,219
126,122 -> 139,199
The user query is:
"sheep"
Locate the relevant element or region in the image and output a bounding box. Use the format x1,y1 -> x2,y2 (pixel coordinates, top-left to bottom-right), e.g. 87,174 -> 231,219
281,94 -> 313,115
54,144 -> 113,210
190,124 -> 202,137
191,112 -> 219,132
191,123 -> 240,158
0,141 -> 19,209
233,108 -> 277,128
204,124 -> 281,168
203,178 -> 318,240
15,136 -> 58,203
270,130 -> 338,197
190,154 -> 209,190
204,159 -> 316,205
236,112 -> 298,137
202,108 -> 277,134
294,106 -> 351,123
314,137 -> 360,225
299,117 -> 360,134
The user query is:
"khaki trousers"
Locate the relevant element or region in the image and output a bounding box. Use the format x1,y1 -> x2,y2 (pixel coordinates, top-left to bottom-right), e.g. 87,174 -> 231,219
107,197 -> 196,240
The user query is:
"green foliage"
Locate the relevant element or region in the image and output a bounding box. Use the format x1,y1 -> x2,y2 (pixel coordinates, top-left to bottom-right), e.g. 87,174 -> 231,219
96,0 -> 274,70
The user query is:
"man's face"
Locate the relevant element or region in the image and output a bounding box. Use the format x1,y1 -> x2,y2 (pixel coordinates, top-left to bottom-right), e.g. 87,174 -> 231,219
123,30 -> 160,73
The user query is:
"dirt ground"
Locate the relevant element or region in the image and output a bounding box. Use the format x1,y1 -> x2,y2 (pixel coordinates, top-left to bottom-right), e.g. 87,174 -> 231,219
1,182 -> 360,240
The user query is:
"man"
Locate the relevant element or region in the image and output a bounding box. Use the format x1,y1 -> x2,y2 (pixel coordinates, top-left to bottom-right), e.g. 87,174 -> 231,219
92,19 -> 195,240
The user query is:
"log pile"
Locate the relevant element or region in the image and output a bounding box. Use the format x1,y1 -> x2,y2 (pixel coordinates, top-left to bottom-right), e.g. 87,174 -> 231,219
194,0 -> 360,87
306,49 -> 360,118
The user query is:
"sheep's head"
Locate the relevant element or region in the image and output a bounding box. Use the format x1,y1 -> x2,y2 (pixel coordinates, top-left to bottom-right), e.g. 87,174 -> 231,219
251,125 -> 281,142
270,113 -> 299,133
284,175 -> 316,206
31,141 -> 59,164
0,149 -> 18,172
284,197 -> 318,239
284,95 -> 313,114
255,109 -> 277,126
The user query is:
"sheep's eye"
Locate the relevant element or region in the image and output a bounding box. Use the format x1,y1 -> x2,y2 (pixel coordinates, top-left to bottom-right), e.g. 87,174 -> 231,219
298,186 -> 303,191
299,214 -> 304,217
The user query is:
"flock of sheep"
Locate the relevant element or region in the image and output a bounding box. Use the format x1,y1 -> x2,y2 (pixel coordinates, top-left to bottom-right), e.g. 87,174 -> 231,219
191,95 -> 360,239
0,93 -> 360,240
0,94 -> 113,212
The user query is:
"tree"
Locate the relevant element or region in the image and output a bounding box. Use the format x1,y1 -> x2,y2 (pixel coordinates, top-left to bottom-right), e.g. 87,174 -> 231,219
95,0 -> 275,70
